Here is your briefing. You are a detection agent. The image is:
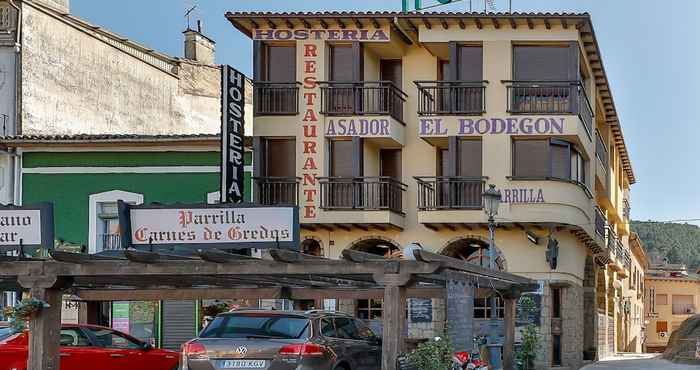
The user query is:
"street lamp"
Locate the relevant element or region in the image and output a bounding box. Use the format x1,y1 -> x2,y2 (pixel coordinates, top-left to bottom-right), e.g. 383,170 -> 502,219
482,184 -> 502,365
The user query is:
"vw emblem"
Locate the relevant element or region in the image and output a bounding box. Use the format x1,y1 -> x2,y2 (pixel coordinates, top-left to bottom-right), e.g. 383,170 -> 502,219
236,346 -> 248,355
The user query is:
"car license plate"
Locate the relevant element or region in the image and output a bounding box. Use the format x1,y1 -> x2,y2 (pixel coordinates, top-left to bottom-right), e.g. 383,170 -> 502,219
221,359 -> 266,369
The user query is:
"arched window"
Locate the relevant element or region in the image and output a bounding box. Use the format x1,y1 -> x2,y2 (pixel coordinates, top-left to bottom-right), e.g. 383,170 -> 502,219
441,237 -> 506,271
301,238 -> 323,257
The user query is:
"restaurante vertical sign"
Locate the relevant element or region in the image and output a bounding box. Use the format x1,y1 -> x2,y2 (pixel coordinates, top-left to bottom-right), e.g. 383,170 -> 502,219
300,41 -> 321,220
221,65 -> 246,203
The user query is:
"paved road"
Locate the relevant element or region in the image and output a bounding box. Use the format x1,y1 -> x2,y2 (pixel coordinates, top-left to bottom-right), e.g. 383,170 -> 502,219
582,353 -> 700,369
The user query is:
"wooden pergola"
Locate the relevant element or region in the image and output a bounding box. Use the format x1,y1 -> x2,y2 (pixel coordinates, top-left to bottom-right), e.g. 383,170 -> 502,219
0,248 -> 537,370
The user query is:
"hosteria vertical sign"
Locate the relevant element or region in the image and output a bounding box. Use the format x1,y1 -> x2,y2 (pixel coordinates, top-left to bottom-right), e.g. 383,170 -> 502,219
220,65 -> 246,203
0,202 -> 54,252
118,201 -> 299,250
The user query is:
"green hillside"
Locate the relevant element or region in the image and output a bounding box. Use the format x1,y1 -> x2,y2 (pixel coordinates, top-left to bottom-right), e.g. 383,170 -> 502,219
631,221 -> 700,269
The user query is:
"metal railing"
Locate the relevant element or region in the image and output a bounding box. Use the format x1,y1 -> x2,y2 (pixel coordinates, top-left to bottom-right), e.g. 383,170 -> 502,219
99,234 -> 121,251
319,81 -> 408,122
672,304 -> 696,315
623,199 -> 631,221
415,80 -> 488,115
504,80 -> 593,138
318,176 -> 407,214
254,177 -> 300,206
415,176 -> 486,210
595,130 -> 609,170
595,207 -> 607,239
253,81 -> 300,116
607,228 -> 618,255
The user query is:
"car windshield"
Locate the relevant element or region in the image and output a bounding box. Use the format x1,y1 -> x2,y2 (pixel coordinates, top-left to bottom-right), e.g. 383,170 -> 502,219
200,314 -> 310,339
0,327 -> 11,341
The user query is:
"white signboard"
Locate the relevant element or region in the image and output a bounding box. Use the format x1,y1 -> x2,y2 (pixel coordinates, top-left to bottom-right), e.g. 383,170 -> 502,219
0,210 -> 41,245
0,203 -> 54,251
120,202 -> 299,250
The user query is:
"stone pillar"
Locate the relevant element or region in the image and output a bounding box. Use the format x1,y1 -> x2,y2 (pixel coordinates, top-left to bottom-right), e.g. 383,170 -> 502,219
446,279 -> 474,351
503,296 -> 517,370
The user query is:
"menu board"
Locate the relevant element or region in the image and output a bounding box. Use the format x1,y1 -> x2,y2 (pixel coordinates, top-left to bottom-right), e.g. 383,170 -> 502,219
409,298 -> 433,323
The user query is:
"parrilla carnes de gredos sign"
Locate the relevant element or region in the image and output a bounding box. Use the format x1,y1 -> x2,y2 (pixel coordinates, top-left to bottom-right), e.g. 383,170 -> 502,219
118,201 -> 299,250
252,28 -> 390,42
0,202 -> 54,252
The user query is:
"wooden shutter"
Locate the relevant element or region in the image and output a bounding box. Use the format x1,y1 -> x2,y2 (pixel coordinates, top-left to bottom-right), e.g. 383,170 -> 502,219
513,140 -> 548,177
380,60 -> 402,88
330,140 -> 353,177
266,138 -> 296,177
458,140 -> 482,177
380,149 -> 402,180
550,140 -> 571,179
267,45 -> 296,82
656,321 -> 668,333
330,45 -> 354,81
513,45 -> 575,81
458,46 -> 483,81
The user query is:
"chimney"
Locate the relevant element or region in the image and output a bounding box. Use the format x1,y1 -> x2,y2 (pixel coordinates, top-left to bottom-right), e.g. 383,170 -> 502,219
183,20 -> 216,65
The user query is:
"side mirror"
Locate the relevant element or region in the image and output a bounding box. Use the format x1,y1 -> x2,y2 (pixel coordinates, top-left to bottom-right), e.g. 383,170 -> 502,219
142,343 -> 153,351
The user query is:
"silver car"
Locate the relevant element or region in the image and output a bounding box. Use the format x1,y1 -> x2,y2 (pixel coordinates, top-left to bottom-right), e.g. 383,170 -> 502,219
181,310 -> 382,370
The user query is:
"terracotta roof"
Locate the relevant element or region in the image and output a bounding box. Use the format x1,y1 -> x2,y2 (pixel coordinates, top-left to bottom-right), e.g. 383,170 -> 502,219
1,134 -> 220,145
226,10 -> 636,185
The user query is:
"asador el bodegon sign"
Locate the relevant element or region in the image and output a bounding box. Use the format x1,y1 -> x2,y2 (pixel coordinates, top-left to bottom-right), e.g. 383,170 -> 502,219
118,201 -> 300,250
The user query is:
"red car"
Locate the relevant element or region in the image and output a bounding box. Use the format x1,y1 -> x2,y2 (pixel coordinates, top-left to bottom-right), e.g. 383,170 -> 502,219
0,323 -> 179,370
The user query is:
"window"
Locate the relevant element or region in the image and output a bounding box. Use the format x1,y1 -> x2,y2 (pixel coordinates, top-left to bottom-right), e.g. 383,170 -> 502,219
97,202 -> 120,251
513,44 -> 578,81
656,294 -> 668,305
59,328 -> 91,347
88,190 -> 143,254
552,334 -> 562,366
512,139 -> 587,185
656,321 -> 668,333
357,299 -> 383,320
84,328 -> 142,349
199,314 -> 311,339
262,45 -> 296,82
552,287 -> 562,319
672,295 -> 694,315
320,318 -> 336,337
264,138 -> 296,178
333,317 -> 360,340
474,297 -> 504,319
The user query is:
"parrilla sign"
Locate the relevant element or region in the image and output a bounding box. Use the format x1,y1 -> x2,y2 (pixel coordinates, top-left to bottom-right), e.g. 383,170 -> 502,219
118,201 -> 299,250
0,202 -> 54,251
253,28 -> 390,42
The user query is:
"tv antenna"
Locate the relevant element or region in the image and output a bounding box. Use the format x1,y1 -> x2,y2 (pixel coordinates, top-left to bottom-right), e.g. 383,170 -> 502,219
185,4 -> 198,30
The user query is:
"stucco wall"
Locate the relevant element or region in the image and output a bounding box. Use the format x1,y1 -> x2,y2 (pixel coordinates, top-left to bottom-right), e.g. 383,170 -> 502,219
645,278 -> 699,348
20,3 -> 221,135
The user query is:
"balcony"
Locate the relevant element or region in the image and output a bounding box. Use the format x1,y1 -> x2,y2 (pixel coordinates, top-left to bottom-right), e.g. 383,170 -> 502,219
99,233 -> 121,251
254,177 -> 300,206
594,207 -> 606,240
672,304 -> 696,315
415,176 -> 485,210
253,81 -> 300,116
504,80 -> 594,138
319,81 -> 407,122
415,81 -> 487,115
318,177 -> 406,214
623,199 -> 631,221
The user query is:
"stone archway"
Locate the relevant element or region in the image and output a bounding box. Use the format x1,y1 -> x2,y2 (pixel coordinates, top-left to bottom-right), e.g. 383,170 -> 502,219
300,236 -> 324,257
440,235 -> 507,271
347,235 -> 401,258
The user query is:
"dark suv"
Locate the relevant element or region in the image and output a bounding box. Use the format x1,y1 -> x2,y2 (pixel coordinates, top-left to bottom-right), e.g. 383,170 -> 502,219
181,309 -> 382,370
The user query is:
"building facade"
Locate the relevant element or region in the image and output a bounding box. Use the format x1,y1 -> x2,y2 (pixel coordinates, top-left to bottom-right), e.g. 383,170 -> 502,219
645,262 -> 698,352
227,11 -> 637,368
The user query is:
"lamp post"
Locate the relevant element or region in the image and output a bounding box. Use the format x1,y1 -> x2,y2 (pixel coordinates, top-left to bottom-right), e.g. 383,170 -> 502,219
483,184 -> 502,366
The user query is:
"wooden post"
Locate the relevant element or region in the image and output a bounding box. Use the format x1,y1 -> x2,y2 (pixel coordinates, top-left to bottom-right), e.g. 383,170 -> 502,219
18,276 -> 67,370
375,273 -> 410,370
503,296 -> 518,370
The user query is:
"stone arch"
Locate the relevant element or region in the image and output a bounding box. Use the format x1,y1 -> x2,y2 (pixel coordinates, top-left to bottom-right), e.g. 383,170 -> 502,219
440,235 -> 507,271
347,235 -> 401,258
301,236 -> 324,257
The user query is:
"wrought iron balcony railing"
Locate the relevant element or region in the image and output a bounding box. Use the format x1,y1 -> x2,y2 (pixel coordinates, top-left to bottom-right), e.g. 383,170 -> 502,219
504,80 -> 593,138
99,233 -> 121,251
254,177 -> 300,206
415,80 -> 488,115
595,129 -> 609,171
253,81 -> 300,116
319,81 -> 408,122
318,176 -> 407,214
415,176 -> 486,210
594,207 -> 607,240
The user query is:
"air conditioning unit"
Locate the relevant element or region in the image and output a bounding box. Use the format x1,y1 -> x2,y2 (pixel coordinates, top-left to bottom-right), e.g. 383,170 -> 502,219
659,332 -> 667,338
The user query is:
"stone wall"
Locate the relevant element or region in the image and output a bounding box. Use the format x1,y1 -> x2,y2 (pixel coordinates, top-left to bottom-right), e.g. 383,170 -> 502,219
562,284 -> 584,368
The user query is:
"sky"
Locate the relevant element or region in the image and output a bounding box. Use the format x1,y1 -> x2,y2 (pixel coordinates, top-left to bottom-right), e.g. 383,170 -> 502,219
70,0 -> 700,223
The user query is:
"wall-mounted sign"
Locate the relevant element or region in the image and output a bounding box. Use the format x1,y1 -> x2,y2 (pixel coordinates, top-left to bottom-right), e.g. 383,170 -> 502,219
300,42 -> 322,220
0,202 -> 54,252
253,28 -> 390,42
221,65 -> 246,204
325,118 -> 391,137
118,201 -> 299,250
409,298 -> 433,323
419,117 -> 566,137
502,188 -> 545,204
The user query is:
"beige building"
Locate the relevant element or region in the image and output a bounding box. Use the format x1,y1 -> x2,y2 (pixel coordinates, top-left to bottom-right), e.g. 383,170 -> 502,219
620,233 -> 648,353
228,11 -> 637,369
645,262 -> 698,352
